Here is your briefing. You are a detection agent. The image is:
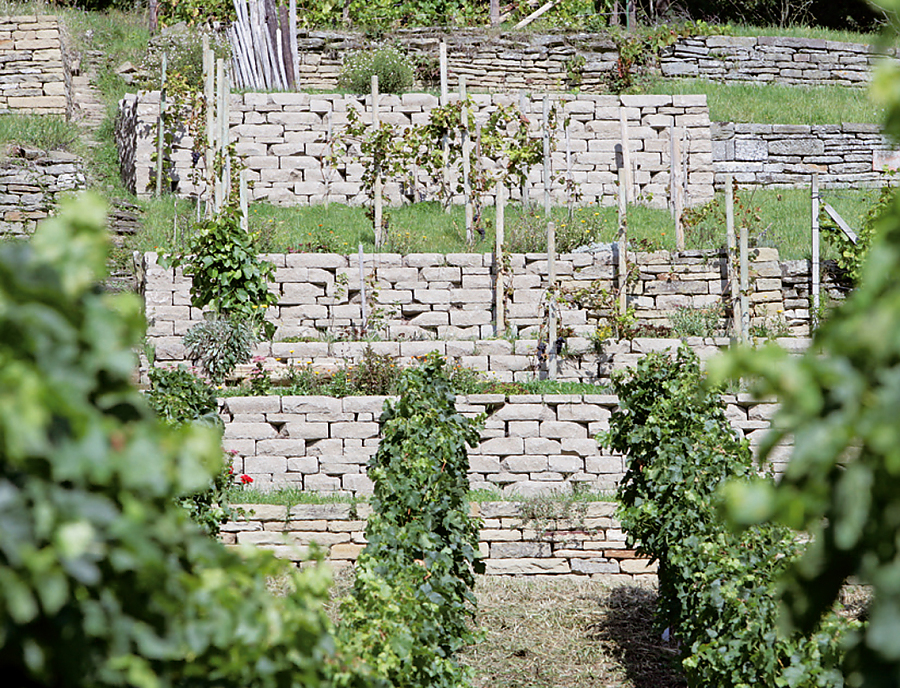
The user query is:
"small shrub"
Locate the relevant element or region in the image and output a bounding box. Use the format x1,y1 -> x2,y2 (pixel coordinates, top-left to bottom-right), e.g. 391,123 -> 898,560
348,346 -> 397,395
184,314 -> 258,384
147,363 -> 221,426
165,206 -> 278,336
339,45 -> 414,94
668,304 -> 724,338
505,207 -> 600,253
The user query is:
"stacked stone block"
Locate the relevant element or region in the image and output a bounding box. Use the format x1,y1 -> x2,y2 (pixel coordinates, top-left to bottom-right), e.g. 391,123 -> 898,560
220,390 -> 793,496
0,15 -> 71,116
0,151 -> 85,236
140,247 -> 790,369
661,35 -> 882,87
222,500 -> 658,581
295,29 -> 620,93
712,122 -> 892,188
117,92 -> 714,208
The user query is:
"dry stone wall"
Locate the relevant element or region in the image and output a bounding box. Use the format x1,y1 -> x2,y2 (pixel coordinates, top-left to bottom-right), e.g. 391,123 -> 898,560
0,150 -> 85,236
296,28 -> 620,92
220,390 -> 787,497
295,30 -> 883,93
223,500 -> 657,580
0,15 -> 71,117
139,247 -> 797,370
116,92 -> 714,208
660,35 -> 881,87
712,122 -> 892,188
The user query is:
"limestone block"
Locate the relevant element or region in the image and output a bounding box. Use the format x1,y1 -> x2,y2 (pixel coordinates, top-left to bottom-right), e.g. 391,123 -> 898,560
484,558 -> 569,574
540,421 -> 587,439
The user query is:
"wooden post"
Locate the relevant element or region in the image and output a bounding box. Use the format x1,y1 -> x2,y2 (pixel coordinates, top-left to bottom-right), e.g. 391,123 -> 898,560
214,57 -> 225,212
490,0 -> 500,25
542,95 -> 551,217
460,76 -> 473,244
740,209 -> 750,342
204,41 -> 214,213
495,181 -> 506,336
222,66 -> 231,202
619,107 -> 633,203
547,220 -> 558,380
239,168 -> 249,233
519,90 -> 528,207
617,166 -> 628,317
565,122 -> 573,221
811,172 -> 820,328
149,0 -> 158,34
440,41 -> 450,210
725,174 -> 739,338
358,243 -> 367,331
289,0 -> 300,89
155,52 -> 167,197
372,75 -> 383,247
325,112 -> 332,208
671,127 -> 684,251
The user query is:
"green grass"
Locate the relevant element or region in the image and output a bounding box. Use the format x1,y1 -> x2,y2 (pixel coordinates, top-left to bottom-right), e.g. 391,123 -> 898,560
0,113 -> 82,153
226,486 -> 614,506
643,78 -> 881,124
131,185 -> 877,262
727,24 -> 876,43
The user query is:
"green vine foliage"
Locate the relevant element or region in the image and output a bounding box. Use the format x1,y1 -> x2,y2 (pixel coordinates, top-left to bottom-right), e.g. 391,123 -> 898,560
703,11 -> 900,685
165,206 -> 277,336
336,353 -> 485,688
822,181 -> 896,287
0,193 -> 355,687
602,348 -> 849,688
147,364 -> 241,537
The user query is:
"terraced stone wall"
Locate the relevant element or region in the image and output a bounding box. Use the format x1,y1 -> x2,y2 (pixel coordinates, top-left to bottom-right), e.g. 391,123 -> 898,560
139,247 -> 796,370
712,122 -> 892,188
0,150 -> 85,236
0,15 -> 71,117
223,501 -> 657,580
660,35 -> 881,87
293,30 -> 883,92
117,92 -> 714,207
220,390 -> 788,496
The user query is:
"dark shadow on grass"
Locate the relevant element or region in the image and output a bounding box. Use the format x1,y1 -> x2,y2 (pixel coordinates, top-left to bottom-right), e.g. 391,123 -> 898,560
586,585 -> 686,688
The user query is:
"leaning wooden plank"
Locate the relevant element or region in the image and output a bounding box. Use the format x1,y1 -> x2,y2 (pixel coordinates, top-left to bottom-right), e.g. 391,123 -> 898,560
280,4 -> 294,89
249,0 -> 272,89
823,203 -> 859,245
289,0 -> 300,90
512,0 -> 558,29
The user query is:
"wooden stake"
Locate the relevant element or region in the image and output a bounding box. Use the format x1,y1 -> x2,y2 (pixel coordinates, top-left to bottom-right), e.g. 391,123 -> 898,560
495,181 -> 506,336
542,94 -> 551,217
490,0 -> 500,25
547,219 -> 558,380
619,107 -> 633,203
671,127 -> 684,251
725,174 -> 738,338
204,43 -> 215,213
239,168 -> 249,232
358,243 -> 367,330
155,52 -> 167,197
460,76 -> 473,244
565,122 -> 573,221
372,75 -> 383,247
440,41 -> 450,210
519,90 -> 528,207
740,206 -> 749,342
289,0 -> 300,89
617,166 -> 627,317
811,172 -> 820,329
